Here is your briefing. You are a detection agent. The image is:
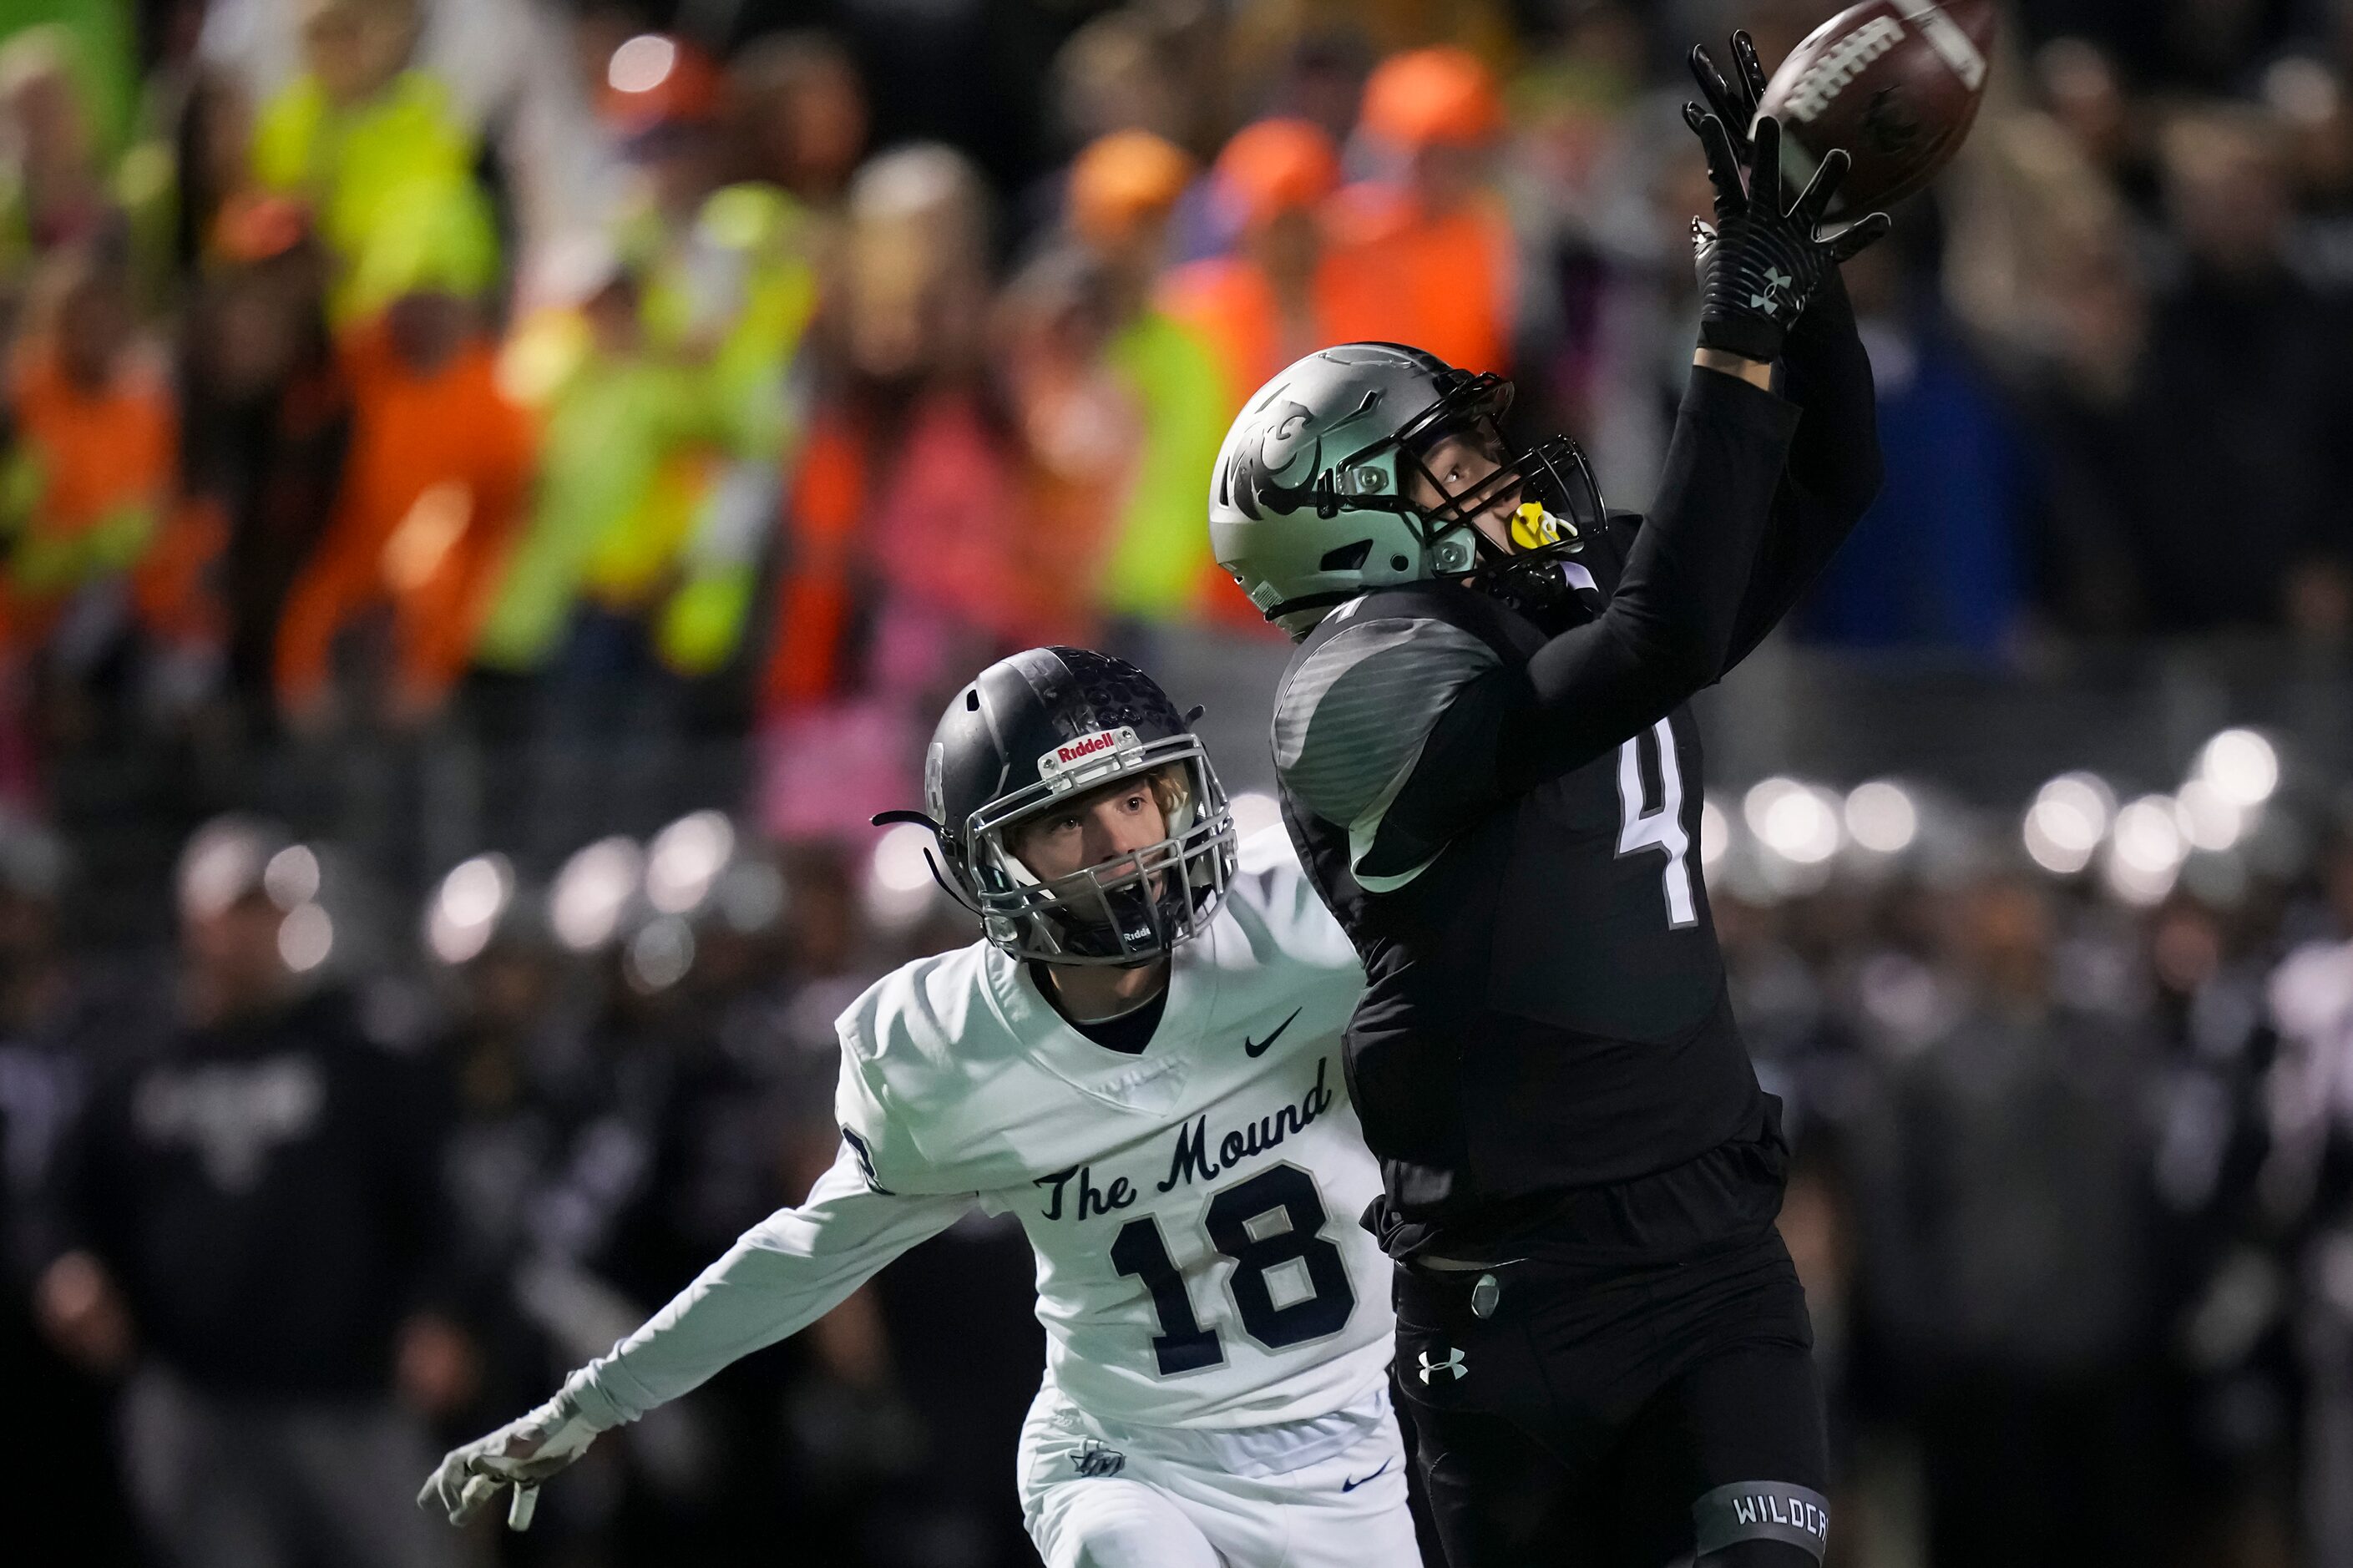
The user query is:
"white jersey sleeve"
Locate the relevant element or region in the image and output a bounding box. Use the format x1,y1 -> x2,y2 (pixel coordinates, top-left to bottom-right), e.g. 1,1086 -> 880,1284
560,1143 -> 971,1429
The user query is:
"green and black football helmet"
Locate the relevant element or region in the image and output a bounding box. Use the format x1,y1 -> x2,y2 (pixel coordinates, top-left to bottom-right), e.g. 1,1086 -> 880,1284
1207,342 -> 1605,635
876,647 -> 1237,965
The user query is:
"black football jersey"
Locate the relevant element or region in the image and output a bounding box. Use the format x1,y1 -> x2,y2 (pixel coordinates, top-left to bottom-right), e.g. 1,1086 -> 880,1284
1274,535 -> 1762,1242
1269,302 -> 1883,1258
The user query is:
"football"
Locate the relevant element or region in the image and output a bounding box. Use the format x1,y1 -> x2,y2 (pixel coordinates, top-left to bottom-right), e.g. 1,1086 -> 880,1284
1757,0 -> 1997,210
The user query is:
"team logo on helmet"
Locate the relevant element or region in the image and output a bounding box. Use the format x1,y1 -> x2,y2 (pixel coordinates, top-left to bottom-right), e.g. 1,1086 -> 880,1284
1220,397 -> 1320,521
923,740 -> 947,827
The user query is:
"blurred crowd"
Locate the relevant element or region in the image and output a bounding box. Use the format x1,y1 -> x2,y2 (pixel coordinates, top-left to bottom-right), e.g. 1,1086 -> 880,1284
2,0 -> 2353,1565
0,0 -> 2348,848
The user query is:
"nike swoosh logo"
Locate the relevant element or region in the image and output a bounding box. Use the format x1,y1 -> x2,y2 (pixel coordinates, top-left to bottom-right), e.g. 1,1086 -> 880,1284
1341,1458 -> 1392,1493
1243,1009 -> 1302,1058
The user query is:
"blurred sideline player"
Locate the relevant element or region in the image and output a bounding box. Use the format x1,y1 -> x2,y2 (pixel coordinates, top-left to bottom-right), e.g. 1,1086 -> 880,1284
1212,35 -> 1889,1568
423,646 -> 1424,1568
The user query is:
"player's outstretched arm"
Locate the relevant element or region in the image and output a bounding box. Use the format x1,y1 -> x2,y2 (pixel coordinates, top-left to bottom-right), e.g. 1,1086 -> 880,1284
1683,31 -> 1887,672
417,1147 -> 972,1531
1492,109 -> 1885,780
1276,98 -> 1890,884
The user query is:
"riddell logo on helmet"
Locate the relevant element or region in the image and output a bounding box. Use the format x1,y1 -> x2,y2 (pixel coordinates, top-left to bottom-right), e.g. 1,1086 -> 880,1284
1037,727 -> 1141,788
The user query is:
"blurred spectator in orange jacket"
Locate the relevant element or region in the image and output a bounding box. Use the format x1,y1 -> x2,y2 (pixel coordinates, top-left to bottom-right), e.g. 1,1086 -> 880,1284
273,210 -> 531,729
1322,46 -> 1516,375
1157,119 -> 1346,631
0,251 -> 173,703
1161,118 -> 1348,413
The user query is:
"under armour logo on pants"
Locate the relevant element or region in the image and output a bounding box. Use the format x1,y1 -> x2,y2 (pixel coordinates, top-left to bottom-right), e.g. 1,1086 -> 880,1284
1419,1347 -> 1467,1383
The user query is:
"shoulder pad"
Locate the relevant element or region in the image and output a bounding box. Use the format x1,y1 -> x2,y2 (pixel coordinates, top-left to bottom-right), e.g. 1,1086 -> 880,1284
834,943 -> 998,1072
1220,829 -> 1362,976
1273,614 -> 1500,830
832,943 -> 1015,1196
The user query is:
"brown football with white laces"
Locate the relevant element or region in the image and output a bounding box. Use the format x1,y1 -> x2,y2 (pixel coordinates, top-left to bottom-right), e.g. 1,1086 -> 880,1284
1757,0 -> 1997,210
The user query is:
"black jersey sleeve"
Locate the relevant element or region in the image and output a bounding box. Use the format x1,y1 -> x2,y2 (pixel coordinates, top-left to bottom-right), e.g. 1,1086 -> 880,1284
1274,367 -> 1799,883
1495,367 -> 1800,787
1721,270 -> 1884,671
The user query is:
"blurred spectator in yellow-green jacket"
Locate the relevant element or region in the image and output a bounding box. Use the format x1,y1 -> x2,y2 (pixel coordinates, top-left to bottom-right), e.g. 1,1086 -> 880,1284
474,246 -> 726,682
1065,129 -> 1230,630
594,33 -> 822,677
250,0 -> 498,325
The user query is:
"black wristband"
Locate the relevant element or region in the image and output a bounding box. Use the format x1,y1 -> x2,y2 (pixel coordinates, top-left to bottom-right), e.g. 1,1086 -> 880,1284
1698,314 -> 1784,363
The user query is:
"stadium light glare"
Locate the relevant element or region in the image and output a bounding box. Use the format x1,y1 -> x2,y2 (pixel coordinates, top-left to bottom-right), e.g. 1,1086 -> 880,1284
2103,847 -> 2180,907
715,860 -> 789,934
2197,729 -> 2279,807
1742,777 -> 1800,838
278,903 -> 334,972
646,811 -> 735,914
625,916 -> 696,993
2173,778 -> 2246,853
427,854 -> 514,964
866,822 -> 941,931
2113,796 -> 2187,875
263,845 -> 321,911
1844,781 -> 1918,854
608,34 -> 677,95
1229,791 -> 1282,840
1752,781 -> 1842,865
2022,772 -> 2113,874
1699,798 -> 1729,870
551,837 -> 643,952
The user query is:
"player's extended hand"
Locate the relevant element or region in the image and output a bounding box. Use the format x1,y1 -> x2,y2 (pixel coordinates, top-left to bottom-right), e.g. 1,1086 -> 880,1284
1683,105 -> 1890,365
417,1390 -> 601,1531
1688,29 -> 1770,164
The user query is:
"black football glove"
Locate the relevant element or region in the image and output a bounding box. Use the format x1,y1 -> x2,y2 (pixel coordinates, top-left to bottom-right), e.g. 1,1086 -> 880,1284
1684,107 -> 1890,365
1688,29 -> 1771,164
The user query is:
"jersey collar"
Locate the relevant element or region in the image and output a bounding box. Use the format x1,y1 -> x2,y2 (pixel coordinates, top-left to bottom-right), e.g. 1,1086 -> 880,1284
979,912 -> 1227,1117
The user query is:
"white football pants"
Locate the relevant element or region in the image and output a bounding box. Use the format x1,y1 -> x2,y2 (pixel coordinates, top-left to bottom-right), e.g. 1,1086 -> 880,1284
1017,1379 -> 1424,1568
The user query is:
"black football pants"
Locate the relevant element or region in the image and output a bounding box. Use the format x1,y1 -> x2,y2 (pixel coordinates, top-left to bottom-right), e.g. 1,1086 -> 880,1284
1392,1232 -> 1826,1568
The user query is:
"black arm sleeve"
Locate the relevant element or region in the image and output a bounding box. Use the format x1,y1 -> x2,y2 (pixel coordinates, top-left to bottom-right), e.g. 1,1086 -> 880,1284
1719,269 -> 1884,672
1369,367 -> 1800,857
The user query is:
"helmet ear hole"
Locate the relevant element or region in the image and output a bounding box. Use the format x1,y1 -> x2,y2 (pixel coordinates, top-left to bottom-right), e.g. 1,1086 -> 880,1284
1319,539 -> 1373,572
1389,554 -> 1410,572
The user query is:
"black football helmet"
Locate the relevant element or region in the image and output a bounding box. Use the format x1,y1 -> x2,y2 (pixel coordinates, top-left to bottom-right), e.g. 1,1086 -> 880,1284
878,647 -> 1237,965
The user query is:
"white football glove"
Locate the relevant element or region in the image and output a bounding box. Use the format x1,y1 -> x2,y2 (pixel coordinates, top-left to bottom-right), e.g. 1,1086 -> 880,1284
417,1391 -> 603,1531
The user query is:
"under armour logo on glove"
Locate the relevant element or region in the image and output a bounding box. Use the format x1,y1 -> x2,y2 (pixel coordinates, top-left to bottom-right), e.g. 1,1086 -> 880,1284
1749,268 -> 1794,316
1419,1347 -> 1468,1383
1683,108 -> 1888,363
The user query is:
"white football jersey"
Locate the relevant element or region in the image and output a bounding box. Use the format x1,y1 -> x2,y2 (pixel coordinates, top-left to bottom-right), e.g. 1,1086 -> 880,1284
835,827 -> 1390,1429
562,829 -> 1390,1436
